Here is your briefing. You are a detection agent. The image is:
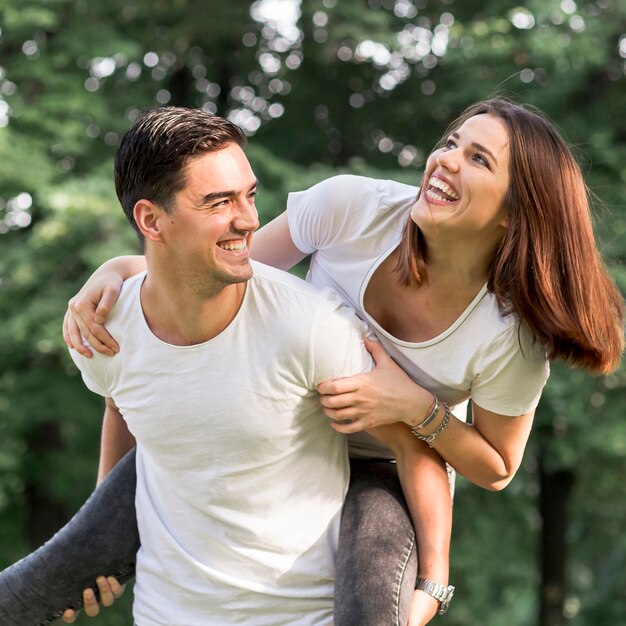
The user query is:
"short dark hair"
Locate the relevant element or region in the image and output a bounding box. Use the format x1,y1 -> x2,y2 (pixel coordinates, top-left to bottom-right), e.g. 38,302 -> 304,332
114,107 -> 247,238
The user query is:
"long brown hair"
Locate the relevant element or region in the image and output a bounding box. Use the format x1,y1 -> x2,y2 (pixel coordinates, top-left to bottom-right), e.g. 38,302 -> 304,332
396,98 -> 624,374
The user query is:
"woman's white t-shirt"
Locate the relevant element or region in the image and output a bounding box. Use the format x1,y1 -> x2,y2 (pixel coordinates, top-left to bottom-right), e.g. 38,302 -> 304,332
287,175 -> 550,459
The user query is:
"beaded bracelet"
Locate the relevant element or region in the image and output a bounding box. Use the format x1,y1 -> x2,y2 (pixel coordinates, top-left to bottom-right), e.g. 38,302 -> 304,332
410,401 -> 451,448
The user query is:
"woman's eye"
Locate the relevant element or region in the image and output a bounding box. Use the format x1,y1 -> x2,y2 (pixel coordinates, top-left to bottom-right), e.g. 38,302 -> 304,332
445,139 -> 456,149
474,154 -> 489,166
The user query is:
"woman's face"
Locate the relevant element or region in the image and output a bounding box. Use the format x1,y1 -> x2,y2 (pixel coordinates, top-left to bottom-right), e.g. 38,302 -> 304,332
411,113 -> 511,239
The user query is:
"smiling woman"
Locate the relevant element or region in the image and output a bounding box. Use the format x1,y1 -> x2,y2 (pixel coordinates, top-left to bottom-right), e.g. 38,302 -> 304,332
411,113 -> 511,242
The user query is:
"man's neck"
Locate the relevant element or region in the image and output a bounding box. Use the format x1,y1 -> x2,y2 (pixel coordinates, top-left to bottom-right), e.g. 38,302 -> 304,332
139,275 -> 247,346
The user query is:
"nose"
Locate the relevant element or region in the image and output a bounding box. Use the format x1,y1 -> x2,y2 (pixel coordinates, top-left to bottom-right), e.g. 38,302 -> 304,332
234,199 -> 260,233
436,148 -> 460,173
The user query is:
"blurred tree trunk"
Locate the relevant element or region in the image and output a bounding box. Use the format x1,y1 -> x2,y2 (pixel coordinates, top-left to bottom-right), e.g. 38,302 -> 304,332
24,422 -> 68,548
539,457 -> 575,626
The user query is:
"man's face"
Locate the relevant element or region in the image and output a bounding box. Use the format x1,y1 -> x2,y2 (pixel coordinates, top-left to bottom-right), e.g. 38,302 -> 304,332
159,143 -> 260,296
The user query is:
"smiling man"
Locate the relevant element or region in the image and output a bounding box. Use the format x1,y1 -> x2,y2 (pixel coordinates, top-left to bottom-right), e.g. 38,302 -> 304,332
67,107 -> 372,625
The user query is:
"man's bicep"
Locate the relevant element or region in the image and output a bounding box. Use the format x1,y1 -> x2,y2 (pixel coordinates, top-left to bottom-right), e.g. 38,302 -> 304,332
310,305 -> 373,387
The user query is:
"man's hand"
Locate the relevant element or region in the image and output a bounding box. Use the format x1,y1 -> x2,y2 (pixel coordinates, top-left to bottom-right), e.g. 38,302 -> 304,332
407,589 -> 439,626
62,576 -> 125,623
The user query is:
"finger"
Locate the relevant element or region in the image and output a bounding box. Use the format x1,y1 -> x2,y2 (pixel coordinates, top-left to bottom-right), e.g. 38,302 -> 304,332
73,303 -> 119,355
62,310 -> 74,349
82,587 -> 100,617
323,407 -> 368,432
322,404 -> 359,421
71,304 -> 117,356
317,375 -> 361,396
329,419 -> 366,434
97,575 -> 115,607
108,576 -> 125,598
62,609 -> 78,624
85,323 -> 118,356
363,337 -> 391,365
66,313 -> 94,358
319,391 -> 359,410
94,286 -> 120,325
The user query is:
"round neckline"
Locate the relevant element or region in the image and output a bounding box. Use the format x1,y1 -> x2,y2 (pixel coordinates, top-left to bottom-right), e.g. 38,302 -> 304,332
132,272 -> 248,350
359,242 -> 489,348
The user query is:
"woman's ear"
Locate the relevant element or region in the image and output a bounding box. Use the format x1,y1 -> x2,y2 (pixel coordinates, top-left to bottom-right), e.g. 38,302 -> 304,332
499,211 -> 509,229
134,200 -> 164,242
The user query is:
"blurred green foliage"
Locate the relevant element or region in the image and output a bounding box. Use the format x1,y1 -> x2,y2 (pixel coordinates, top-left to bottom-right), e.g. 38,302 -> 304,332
0,0 -> 624,624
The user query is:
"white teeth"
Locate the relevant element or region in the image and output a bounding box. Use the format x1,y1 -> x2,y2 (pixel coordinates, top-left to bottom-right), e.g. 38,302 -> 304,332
426,189 -> 449,203
428,176 -> 459,200
219,241 -> 247,251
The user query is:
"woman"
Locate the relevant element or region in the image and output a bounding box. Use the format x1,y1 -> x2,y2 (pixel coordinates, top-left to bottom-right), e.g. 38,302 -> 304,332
4,98 -> 624,626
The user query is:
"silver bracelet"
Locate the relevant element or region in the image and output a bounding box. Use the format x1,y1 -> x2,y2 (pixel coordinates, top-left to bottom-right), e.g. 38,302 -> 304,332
409,395 -> 439,434
410,402 -> 451,448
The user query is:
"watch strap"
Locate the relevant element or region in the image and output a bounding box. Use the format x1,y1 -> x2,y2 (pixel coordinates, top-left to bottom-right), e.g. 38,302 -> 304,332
415,577 -> 455,614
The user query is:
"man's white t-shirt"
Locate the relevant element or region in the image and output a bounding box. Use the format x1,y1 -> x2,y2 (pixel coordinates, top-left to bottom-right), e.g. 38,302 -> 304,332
70,262 -> 372,626
287,175 -> 550,459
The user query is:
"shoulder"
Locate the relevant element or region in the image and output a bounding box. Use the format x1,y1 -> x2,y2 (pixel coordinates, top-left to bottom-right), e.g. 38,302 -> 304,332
248,263 -> 371,383
288,175 -> 418,212
249,261 -> 350,314
286,176 -> 418,251
478,295 -> 545,362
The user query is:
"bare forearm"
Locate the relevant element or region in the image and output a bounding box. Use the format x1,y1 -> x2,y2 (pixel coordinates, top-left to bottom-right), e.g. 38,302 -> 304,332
429,420 -> 509,489
97,399 -> 135,484
99,255 -> 146,280
409,402 -> 534,491
250,212 -> 306,270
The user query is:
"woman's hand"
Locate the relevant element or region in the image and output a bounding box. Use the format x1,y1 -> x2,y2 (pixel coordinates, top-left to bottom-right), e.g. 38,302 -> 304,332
61,576 -> 125,623
317,338 -> 434,432
63,271 -> 125,358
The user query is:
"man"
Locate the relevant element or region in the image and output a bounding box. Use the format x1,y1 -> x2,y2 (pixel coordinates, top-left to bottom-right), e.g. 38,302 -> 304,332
12,107 -> 372,625
79,107 -> 377,625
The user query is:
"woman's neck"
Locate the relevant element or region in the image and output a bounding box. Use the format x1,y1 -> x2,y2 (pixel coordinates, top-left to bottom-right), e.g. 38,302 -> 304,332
364,248 -> 488,343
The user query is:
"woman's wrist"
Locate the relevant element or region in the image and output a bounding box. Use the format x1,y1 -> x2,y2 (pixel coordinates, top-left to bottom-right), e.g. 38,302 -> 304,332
402,386 -> 438,428
410,401 -> 451,448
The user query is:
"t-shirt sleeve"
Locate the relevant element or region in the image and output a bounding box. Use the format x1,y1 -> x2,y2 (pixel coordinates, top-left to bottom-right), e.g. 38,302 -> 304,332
471,325 -> 550,416
286,175 -> 385,255
306,294 -> 374,388
68,346 -> 111,398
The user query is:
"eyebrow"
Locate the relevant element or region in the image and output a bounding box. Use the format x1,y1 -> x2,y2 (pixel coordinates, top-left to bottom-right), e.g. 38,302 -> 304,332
199,180 -> 258,205
451,132 -> 498,165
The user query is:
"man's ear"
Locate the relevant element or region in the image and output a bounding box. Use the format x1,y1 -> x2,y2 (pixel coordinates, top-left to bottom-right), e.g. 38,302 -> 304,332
134,200 -> 165,242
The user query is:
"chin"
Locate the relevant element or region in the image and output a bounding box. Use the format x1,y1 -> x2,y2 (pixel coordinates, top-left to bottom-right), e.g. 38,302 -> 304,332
227,263 -> 254,284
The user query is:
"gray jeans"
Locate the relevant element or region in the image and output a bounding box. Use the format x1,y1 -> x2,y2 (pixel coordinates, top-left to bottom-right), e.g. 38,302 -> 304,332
0,452 -> 418,626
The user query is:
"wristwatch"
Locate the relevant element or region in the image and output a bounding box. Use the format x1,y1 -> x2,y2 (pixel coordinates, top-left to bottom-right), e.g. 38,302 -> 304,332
415,578 -> 455,614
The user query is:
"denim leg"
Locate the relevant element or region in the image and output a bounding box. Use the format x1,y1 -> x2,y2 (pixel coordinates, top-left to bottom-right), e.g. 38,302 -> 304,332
0,448 -> 139,626
334,459 -> 417,626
